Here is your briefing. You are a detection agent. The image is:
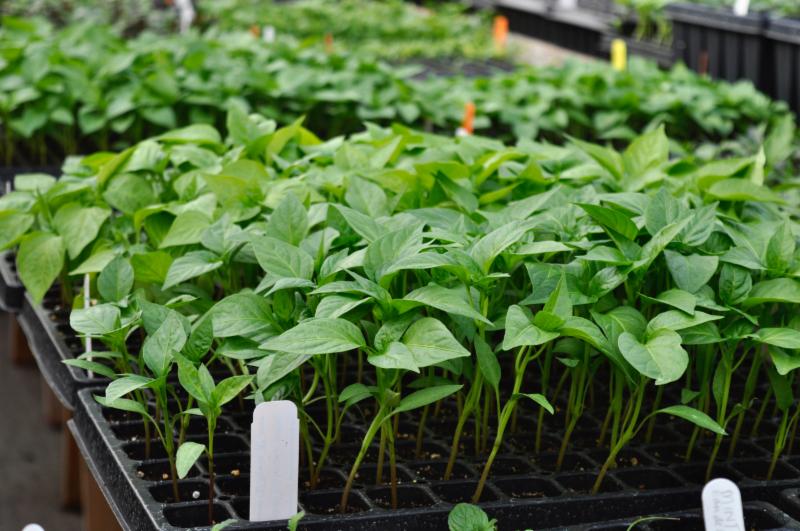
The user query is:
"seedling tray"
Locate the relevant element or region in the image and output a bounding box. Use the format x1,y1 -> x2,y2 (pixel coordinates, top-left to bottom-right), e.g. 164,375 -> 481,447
599,32 -> 675,69
401,57 -> 515,81
0,251 -> 23,312
666,4 -> 769,91
766,16 -> 800,114
17,291 -> 112,410
71,383 -> 800,531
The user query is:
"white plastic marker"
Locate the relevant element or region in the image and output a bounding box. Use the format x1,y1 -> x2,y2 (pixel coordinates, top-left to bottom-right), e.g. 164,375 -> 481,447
83,274 -> 93,377
22,525 -> 45,531
263,26 -> 276,43
702,478 -> 745,531
558,0 -> 578,9
174,0 -> 196,34
733,0 -> 750,16
250,401 -> 299,521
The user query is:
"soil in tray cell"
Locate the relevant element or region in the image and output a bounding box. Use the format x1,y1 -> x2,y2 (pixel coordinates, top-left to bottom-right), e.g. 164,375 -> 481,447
700,439 -> 767,460
406,460 -> 475,481
299,490 -> 371,515
396,440 -> 448,461
555,472 -> 624,494
366,485 -> 437,509
299,468 -> 347,490
431,480 -> 498,504
354,463 -> 416,485
646,443 -> 709,465
207,454 -> 249,476
613,468 -> 683,491
149,480 -> 210,503
734,458 -> 800,481
476,456 -> 533,476
531,451 -> 596,473
137,459 -> 201,481
585,448 -> 652,469
494,476 -> 562,499
671,463 -> 737,485
163,502 -> 232,527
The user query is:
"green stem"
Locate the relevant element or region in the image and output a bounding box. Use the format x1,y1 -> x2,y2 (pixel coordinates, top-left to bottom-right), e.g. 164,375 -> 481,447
341,406 -> 385,512
444,372 -> 483,480
728,352 -> 762,458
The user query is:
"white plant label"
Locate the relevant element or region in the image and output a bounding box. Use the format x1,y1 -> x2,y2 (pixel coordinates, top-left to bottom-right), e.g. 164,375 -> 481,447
263,26 -> 276,43
733,0 -> 750,16
558,0 -> 578,9
249,401 -> 299,521
174,0 -> 196,34
702,478 -> 745,531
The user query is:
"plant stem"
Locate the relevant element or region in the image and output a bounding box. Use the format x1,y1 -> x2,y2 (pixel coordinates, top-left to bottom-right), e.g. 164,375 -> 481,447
728,352 -> 762,458
768,410 -> 789,481
444,372 -> 483,480
207,417 -> 216,526
415,404 -> 429,459
706,351 -> 734,482
751,387 -> 773,438
376,425 -> 387,485
341,406 -> 385,512
386,424 -> 398,510
644,385 -> 664,444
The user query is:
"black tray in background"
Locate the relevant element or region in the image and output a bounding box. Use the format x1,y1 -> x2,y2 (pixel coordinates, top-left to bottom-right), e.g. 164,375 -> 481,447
666,4 -> 769,92
0,251 -> 23,312
18,291 -> 109,411
765,16 -> 800,114
71,382 -> 800,531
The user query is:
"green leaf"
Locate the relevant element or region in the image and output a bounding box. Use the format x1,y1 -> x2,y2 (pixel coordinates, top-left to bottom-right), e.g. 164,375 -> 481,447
655,405 -> 726,435
578,203 -> 638,241
475,336 -> 500,392
70,304 -> 121,336
159,211 -> 212,248
143,312 -> 187,377
251,236 -> 314,280
642,289 -> 696,315
750,328 -> 800,350
394,384 -> 463,415
513,393 -> 554,414
401,317 -> 471,368
767,365 -> 794,412
53,203 -> 110,259
106,374 -> 154,402
470,220 -> 533,274
0,210 -> 34,250
707,179 -> 783,203
618,329 -> 688,385
363,224 -> 424,281
163,250 -> 223,289
97,256 -> 134,302
664,251 -> 719,293
766,221 -> 795,273
260,318 -> 365,355
368,342 -> 420,372
210,292 -> 273,338
315,295 -> 369,319
634,218 -> 692,271
332,204 -> 383,243
718,264 -> 752,306
176,442 -> 205,478
213,375 -> 254,407
401,283 -> 490,324
346,176 -> 389,218
769,347 -> 800,376
744,278 -> 800,307
257,352 -> 312,390
267,193 -> 308,245
623,125 -> 668,180
448,503 -> 496,531
647,310 -> 722,334
62,359 -> 117,379
94,395 -> 151,420
644,188 -> 682,236
17,232 -> 64,303
502,305 -> 559,350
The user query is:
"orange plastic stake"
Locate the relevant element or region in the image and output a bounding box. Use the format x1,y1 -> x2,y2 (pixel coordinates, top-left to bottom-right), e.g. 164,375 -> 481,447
250,25 -> 261,38
324,33 -> 334,54
461,102 -> 476,135
493,16 -> 509,53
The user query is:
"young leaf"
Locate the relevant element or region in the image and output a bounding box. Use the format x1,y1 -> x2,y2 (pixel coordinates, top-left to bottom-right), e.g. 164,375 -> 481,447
513,393 -> 554,414
401,317 -> 471,367
655,405 -> 726,435
664,251 -> 719,293
401,283 -> 491,325
260,318 -> 365,355
448,503 -> 497,531
618,329 -> 688,385
251,235 -> 314,280
475,336 -> 500,392
210,292 -> 273,338
97,255 -> 134,302
749,328 -> 800,350
105,374 -> 154,402
578,203 -> 638,241
53,203 -> 110,259
17,232 -> 64,303
176,441 -> 205,478
393,384 -> 463,414
212,375 -> 254,407
267,193 -> 308,246
502,305 -> 559,350
70,304 -> 122,336
162,250 -> 223,289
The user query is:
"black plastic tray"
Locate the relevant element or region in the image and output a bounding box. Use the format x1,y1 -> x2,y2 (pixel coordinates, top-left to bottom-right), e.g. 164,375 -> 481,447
17,291 -> 108,411
666,4 -> 769,91
0,251 -> 23,312
71,383 -> 800,531
766,16 -> 800,114
599,32 -> 675,69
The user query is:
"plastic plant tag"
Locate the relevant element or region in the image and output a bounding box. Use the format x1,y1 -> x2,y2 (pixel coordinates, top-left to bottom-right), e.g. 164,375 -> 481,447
174,0 -> 196,33
456,102 -> 476,137
263,26 -> 276,43
702,478 -> 745,531
558,0 -> 578,9
611,39 -> 627,71
250,401 -> 299,521
83,274 -> 93,376
733,0 -> 750,16
493,16 -> 509,53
